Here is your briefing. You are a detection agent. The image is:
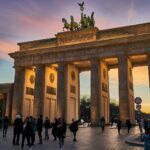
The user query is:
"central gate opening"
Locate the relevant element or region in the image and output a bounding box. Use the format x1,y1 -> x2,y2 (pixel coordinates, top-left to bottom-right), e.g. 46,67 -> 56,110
109,69 -> 119,124
80,71 -> 91,123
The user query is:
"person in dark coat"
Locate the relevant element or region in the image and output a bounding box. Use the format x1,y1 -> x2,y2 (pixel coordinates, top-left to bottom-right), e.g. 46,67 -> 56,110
52,118 -> 58,141
100,117 -> 105,132
2,116 -> 9,138
29,116 -> 36,145
0,116 -> 2,131
57,118 -> 66,150
126,119 -> 132,133
21,117 -> 32,149
117,119 -> 122,134
13,115 -> 23,145
44,117 -> 51,140
37,114 -> 43,144
69,118 -> 80,142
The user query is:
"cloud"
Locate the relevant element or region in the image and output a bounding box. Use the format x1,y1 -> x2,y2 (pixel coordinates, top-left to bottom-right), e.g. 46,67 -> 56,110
0,40 -> 18,60
80,71 -> 90,78
133,67 -> 149,86
16,14 -> 62,38
128,1 -> 137,21
141,103 -> 150,113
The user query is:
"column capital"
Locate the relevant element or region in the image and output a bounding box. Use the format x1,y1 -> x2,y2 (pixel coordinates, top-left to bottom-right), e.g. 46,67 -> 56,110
90,58 -> 100,62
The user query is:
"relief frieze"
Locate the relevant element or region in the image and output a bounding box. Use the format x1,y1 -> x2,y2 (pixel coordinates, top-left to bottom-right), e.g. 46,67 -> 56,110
56,28 -> 98,46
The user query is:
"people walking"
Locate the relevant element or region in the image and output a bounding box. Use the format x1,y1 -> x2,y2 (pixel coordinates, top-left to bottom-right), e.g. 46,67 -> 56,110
69,118 -> 80,142
126,119 -> 132,133
100,117 -> 105,132
117,119 -> 122,134
13,115 -> 23,145
57,118 -> 66,150
2,116 -> 9,138
52,118 -> 58,141
37,114 -> 43,144
44,117 -> 51,140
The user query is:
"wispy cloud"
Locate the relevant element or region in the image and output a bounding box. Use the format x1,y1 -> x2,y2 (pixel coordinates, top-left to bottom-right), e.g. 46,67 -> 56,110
141,103 -> 150,113
128,0 -> 137,21
133,67 -> 149,86
0,40 -> 18,60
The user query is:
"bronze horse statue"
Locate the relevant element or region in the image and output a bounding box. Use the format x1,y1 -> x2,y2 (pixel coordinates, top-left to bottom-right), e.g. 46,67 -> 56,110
62,18 -> 70,31
62,16 -> 79,31
70,16 -> 79,31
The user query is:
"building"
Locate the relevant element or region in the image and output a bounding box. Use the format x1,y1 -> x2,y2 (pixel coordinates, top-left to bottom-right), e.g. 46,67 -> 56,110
1,22 -> 150,124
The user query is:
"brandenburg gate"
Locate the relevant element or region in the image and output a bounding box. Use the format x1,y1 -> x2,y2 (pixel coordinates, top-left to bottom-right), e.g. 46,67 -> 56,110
9,4 -> 150,124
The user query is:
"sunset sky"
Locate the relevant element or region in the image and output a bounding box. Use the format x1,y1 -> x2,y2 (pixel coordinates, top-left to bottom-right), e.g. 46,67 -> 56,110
0,0 -> 150,113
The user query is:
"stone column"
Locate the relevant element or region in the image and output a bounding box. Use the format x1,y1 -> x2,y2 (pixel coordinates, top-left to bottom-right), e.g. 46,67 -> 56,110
57,63 -> 67,120
91,59 -> 100,125
12,67 -> 25,122
78,72 -> 80,119
147,53 -> 150,89
5,86 -> 13,119
34,65 -> 46,118
118,55 -> 135,124
100,61 -> 110,123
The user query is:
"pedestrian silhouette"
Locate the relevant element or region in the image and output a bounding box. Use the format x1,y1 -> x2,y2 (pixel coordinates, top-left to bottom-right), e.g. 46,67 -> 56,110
37,114 -> 43,144
117,119 -> 122,134
57,118 -> 66,150
126,120 -> 131,133
100,117 -> 105,132
2,116 -> 9,138
13,115 -> 23,145
69,118 -> 80,141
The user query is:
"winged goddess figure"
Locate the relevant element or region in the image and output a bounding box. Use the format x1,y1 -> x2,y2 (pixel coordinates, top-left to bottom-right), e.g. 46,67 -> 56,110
78,1 -> 84,11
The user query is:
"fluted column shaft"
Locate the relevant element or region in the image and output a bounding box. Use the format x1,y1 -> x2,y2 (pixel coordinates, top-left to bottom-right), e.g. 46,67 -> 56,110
118,55 -> 130,123
57,63 -> 67,120
34,65 -> 45,118
12,67 -> 25,122
91,59 -> 100,125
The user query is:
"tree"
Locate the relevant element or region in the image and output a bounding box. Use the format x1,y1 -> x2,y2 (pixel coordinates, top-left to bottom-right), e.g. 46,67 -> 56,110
80,96 -> 91,122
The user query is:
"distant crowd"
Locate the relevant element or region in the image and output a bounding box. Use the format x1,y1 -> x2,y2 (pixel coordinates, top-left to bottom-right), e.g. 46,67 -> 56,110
0,115 -> 150,150
0,115 -> 81,150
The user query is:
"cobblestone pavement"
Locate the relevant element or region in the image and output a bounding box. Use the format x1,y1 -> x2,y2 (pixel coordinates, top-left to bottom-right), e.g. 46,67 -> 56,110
0,126 -> 143,150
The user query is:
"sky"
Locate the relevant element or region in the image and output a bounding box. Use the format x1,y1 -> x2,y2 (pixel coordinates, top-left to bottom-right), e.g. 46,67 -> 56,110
0,0 -> 150,113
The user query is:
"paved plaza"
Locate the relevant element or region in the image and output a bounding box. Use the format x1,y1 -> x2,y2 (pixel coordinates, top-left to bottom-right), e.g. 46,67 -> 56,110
0,125 -> 143,150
